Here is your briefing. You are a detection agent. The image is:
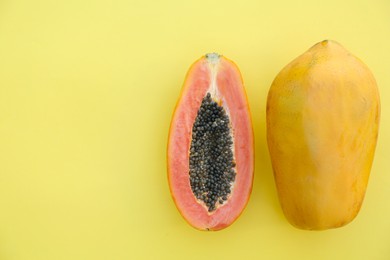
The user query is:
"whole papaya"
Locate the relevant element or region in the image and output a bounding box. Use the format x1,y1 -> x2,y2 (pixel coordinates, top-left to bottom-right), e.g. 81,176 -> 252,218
266,40 -> 380,230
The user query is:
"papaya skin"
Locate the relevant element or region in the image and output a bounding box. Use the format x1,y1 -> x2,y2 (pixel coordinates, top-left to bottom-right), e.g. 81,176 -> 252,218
266,40 -> 380,230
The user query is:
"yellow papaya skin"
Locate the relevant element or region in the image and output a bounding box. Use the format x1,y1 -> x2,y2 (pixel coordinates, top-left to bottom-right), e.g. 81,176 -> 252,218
266,40 -> 380,230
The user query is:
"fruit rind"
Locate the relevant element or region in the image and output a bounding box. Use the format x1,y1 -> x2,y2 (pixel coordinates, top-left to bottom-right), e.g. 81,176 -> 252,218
267,40 -> 380,230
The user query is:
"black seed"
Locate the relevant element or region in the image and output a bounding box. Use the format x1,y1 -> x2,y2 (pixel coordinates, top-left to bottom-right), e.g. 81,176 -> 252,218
188,92 -> 236,212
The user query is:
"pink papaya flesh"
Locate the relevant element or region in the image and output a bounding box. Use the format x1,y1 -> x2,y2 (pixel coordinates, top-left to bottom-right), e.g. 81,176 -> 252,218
167,53 -> 254,231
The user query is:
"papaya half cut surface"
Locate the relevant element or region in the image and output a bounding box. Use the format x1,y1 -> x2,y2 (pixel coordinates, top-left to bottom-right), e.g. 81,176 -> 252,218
167,53 -> 254,231
267,40 -> 380,230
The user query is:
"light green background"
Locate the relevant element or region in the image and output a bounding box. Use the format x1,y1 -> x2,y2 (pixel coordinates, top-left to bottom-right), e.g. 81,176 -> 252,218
0,0 -> 389,259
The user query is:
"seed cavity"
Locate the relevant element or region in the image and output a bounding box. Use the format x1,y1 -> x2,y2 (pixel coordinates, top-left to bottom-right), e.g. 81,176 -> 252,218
189,93 -> 236,212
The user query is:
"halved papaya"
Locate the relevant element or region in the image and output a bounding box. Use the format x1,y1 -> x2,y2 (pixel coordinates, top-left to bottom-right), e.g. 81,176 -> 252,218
167,53 -> 254,231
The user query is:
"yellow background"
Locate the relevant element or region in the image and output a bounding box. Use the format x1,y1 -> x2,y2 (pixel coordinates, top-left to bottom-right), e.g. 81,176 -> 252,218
0,0 -> 389,259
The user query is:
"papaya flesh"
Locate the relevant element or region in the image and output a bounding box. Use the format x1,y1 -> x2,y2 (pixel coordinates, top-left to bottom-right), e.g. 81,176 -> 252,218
267,40 -> 380,230
167,53 -> 254,231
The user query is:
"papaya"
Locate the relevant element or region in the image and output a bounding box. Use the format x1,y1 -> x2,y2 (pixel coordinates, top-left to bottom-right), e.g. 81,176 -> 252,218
266,40 -> 380,230
167,53 -> 254,231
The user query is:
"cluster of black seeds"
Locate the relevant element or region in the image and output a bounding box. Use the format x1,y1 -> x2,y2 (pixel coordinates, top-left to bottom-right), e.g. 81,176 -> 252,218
189,93 -> 236,212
